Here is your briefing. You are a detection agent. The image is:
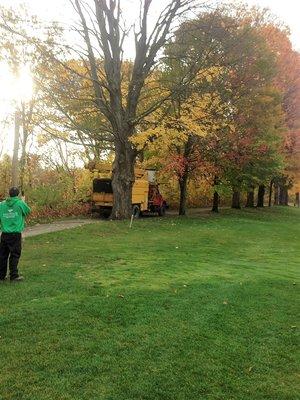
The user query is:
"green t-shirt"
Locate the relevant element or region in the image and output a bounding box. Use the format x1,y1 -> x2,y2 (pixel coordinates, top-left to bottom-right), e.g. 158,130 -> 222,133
0,197 -> 31,233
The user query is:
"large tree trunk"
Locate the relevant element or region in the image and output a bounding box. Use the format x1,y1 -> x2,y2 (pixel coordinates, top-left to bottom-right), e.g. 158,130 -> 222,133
111,141 -> 136,219
279,186 -> 289,206
179,172 -> 188,216
231,190 -> 241,209
211,176 -> 219,212
257,184 -> 265,207
245,186 -> 255,208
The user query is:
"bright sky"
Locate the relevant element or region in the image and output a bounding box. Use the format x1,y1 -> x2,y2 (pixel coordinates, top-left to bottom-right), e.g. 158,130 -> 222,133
0,0 -> 299,154
0,0 -> 299,49
245,0 -> 300,50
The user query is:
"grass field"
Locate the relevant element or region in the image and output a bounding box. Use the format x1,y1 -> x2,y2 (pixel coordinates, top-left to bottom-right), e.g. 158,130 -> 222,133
0,207 -> 299,400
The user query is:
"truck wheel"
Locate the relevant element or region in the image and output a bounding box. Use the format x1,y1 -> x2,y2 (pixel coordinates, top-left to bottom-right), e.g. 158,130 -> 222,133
132,205 -> 141,218
158,206 -> 166,216
99,209 -> 111,219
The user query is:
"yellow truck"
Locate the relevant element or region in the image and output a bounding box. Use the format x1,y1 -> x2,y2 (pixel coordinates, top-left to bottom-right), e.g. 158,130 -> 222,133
87,162 -> 167,217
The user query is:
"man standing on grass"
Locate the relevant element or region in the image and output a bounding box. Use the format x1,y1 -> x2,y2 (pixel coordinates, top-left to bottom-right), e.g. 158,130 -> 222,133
0,187 -> 31,283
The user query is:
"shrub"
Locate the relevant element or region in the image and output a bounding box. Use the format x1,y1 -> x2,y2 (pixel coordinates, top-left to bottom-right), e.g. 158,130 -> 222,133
27,203 -> 90,224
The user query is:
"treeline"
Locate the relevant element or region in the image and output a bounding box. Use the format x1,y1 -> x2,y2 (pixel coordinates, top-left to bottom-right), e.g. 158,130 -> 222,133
0,1 -> 299,217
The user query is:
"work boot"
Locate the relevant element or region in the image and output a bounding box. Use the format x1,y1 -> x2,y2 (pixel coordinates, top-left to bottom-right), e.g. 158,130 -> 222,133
10,276 -> 24,283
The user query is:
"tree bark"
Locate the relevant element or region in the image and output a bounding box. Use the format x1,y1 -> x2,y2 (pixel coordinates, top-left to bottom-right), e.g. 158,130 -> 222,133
111,140 -> 136,219
178,135 -> 196,216
19,128 -> 28,193
19,151 -> 26,192
11,110 -> 21,187
279,186 -> 288,206
231,190 -> 241,209
257,184 -> 265,207
211,191 -> 219,212
211,176 -> 219,212
19,101 -> 34,193
295,192 -> 300,207
268,179 -> 274,207
179,172 -> 188,216
274,183 -> 279,205
245,186 -> 255,208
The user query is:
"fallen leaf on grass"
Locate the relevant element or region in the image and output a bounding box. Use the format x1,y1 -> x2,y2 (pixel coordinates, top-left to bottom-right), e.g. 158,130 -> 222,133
118,294 -> 124,298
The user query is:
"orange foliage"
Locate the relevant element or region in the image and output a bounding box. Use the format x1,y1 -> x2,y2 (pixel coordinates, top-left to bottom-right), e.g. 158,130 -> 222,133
259,25 -> 300,193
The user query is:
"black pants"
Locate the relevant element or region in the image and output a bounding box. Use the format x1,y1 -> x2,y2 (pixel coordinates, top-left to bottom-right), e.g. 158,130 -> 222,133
0,233 -> 22,280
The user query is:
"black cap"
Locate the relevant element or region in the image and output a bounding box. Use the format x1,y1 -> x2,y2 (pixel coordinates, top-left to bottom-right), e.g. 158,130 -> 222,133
9,187 -> 20,197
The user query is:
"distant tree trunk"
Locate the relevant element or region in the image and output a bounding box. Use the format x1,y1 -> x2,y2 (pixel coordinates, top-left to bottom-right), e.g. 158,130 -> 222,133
19,101 -> 34,193
268,179 -> 274,207
279,186 -> 288,206
11,110 -> 21,187
231,190 -> 241,209
179,172 -> 188,216
212,191 -> 220,213
211,176 -> 219,213
19,131 -> 29,193
257,185 -> 265,207
178,135 -> 196,216
274,183 -> 279,205
245,186 -> 255,208
19,152 -> 27,192
295,192 -> 300,207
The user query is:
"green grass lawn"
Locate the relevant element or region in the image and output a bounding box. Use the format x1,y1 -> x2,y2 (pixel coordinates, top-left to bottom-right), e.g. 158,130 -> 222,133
0,207 -> 299,400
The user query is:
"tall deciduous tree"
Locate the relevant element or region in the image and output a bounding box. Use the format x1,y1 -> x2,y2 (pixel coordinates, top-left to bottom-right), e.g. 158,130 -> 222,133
63,0 -> 201,219
133,87 -> 224,215
0,5 -> 59,192
160,6 -> 284,211
259,25 -> 300,204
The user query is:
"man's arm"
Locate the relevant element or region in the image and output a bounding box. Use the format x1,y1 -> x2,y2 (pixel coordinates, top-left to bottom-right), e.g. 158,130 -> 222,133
20,201 -> 31,217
